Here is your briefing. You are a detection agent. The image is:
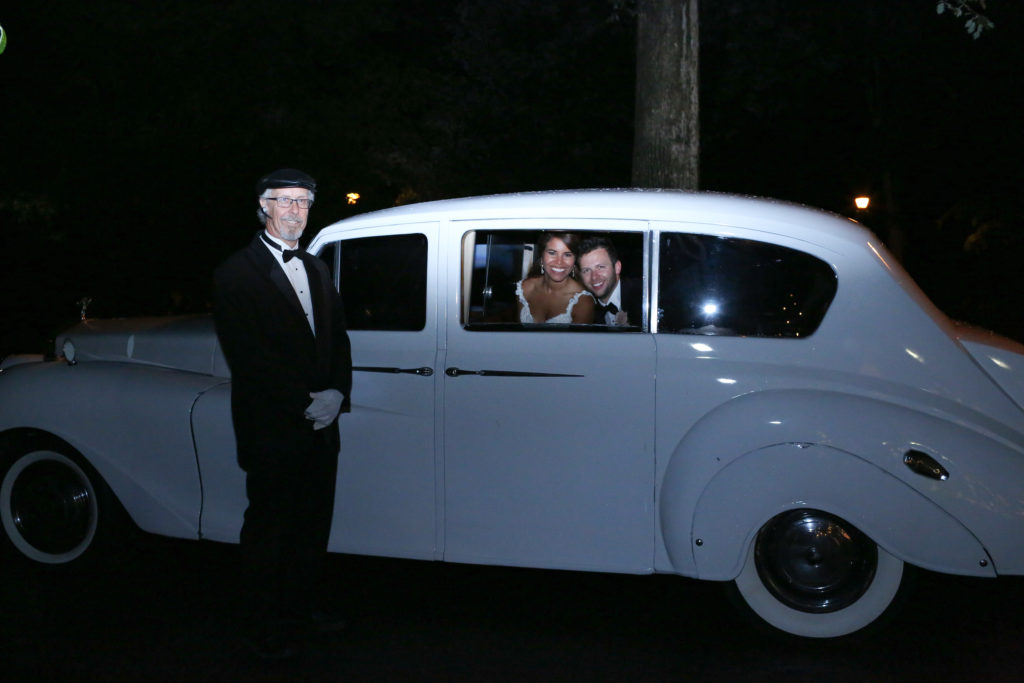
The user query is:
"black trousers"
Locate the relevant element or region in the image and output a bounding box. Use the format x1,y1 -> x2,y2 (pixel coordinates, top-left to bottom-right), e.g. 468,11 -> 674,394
239,437 -> 339,625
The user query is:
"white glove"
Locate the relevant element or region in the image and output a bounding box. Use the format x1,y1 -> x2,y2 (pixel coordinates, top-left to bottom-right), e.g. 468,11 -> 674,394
305,389 -> 344,430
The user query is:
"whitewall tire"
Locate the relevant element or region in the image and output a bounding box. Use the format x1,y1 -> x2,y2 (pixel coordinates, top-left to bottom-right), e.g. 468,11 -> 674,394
733,508 -> 906,638
0,447 -> 115,565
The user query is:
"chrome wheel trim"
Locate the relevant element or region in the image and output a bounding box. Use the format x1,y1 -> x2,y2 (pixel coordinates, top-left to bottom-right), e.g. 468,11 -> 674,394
735,509 -> 904,638
755,509 -> 877,613
0,450 -> 99,563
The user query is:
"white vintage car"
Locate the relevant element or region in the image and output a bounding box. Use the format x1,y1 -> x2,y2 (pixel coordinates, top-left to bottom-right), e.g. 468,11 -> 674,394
3,190 -> 1024,638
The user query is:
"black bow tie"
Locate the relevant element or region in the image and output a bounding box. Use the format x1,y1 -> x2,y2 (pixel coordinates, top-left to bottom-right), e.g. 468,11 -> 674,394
261,233 -> 305,262
597,301 -> 619,315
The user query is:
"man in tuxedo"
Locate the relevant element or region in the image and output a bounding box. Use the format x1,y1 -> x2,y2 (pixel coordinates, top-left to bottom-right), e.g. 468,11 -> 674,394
578,236 -> 641,327
213,168 -> 352,659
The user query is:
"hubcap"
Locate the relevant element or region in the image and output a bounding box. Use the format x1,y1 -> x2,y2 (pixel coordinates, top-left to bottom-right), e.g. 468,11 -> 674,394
8,458 -> 95,555
755,509 -> 877,613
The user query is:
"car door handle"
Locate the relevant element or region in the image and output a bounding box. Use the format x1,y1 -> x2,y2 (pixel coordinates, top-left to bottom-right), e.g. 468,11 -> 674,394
354,366 -> 434,376
445,367 -> 583,378
445,367 -> 480,377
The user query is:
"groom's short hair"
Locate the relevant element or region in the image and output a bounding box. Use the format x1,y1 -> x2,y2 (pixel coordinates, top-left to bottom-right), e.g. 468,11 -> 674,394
579,236 -> 620,265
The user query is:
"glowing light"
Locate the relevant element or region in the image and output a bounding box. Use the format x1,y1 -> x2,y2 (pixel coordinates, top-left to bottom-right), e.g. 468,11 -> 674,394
854,196 -> 871,210
702,302 -> 719,316
346,192 -> 361,205
717,378 -> 737,385
905,348 -> 925,363
690,343 -> 713,353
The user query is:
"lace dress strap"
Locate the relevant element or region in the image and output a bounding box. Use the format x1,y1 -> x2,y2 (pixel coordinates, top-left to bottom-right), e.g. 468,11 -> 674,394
564,290 -> 594,319
516,280 -> 535,323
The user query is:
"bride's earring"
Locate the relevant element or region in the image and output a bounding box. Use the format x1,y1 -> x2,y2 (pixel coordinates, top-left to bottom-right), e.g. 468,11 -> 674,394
541,264 -> 546,275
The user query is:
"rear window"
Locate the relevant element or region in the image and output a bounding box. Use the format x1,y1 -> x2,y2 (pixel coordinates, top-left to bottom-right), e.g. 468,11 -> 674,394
658,233 -> 837,337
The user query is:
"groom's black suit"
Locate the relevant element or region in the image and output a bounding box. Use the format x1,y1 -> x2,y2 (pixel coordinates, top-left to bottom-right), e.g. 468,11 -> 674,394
213,232 -> 352,623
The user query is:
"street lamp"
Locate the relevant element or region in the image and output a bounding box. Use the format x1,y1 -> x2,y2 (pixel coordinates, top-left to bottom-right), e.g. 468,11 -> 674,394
346,192 -> 360,205
854,196 -> 871,211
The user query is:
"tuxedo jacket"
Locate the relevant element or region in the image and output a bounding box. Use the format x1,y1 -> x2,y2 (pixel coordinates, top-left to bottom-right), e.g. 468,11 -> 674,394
213,233 -> 352,469
593,276 -> 643,328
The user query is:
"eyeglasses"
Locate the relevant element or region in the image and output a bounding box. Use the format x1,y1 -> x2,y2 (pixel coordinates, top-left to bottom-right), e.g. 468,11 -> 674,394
266,196 -> 314,209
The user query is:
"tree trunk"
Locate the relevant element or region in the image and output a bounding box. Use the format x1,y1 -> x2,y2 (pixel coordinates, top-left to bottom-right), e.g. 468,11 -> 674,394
632,0 -> 700,190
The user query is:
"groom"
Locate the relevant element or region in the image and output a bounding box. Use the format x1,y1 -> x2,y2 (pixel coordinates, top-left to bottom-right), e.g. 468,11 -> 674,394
578,236 -> 641,327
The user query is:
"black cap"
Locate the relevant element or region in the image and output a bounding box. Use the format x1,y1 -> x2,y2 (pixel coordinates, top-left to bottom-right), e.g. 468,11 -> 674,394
255,168 -> 317,195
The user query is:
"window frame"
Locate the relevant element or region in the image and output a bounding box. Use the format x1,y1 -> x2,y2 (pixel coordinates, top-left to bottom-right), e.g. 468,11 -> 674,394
450,218 -> 651,333
311,224 -> 435,334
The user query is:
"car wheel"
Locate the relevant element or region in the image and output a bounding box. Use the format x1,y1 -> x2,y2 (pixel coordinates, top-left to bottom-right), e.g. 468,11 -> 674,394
0,444 -> 121,566
733,508 -> 905,638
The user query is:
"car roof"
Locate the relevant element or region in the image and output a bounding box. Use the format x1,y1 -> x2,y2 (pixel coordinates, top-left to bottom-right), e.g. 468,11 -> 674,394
315,189 -> 875,253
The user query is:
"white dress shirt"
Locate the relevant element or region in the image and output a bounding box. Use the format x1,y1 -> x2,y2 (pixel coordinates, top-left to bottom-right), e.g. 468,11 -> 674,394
600,282 -> 624,326
262,231 -> 316,335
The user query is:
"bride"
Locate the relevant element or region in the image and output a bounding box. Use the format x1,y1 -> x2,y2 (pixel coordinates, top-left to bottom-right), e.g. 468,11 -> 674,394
517,232 -> 595,324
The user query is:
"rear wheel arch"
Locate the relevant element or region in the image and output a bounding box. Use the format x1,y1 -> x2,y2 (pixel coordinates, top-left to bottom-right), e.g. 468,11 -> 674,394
682,444 -> 993,637
658,388 -> 1006,577
689,443 -> 993,581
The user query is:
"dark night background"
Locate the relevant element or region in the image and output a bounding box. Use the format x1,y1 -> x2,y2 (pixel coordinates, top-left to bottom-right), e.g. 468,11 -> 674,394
2,0 -> 1023,358
3,4 -> 1024,676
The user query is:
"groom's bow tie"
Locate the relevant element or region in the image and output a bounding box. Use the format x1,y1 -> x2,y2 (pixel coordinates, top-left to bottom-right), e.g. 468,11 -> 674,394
597,301 -> 619,316
261,233 -> 305,262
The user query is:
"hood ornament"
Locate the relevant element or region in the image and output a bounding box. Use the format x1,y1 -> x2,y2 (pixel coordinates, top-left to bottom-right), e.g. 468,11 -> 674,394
78,297 -> 93,321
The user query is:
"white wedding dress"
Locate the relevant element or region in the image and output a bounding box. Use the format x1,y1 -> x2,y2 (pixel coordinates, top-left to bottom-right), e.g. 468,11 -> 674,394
516,280 -> 592,323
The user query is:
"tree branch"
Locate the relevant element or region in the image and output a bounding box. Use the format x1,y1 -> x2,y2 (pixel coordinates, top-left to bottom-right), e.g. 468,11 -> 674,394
936,0 -> 995,39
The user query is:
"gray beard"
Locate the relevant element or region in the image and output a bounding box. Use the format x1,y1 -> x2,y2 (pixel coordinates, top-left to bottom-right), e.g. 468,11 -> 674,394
275,220 -> 305,243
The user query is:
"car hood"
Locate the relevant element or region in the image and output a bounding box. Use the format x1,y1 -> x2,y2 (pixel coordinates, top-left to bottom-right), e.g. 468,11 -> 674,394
956,323 -> 1024,414
56,314 -> 229,377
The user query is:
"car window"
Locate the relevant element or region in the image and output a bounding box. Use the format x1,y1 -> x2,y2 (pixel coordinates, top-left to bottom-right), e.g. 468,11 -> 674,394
319,233 -> 428,331
461,230 -> 644,331
657,233 -> 837,338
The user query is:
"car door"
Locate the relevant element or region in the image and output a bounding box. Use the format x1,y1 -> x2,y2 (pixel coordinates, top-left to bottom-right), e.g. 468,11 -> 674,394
317,224 -> 440,559
441,220 -> 657,573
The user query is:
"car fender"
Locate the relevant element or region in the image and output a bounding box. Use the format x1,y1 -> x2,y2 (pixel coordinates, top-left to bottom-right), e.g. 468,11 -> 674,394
0,354 -> 45,370
659,389 -> 1024,579
688,442 -> 993,580
0,360 -> 218,539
